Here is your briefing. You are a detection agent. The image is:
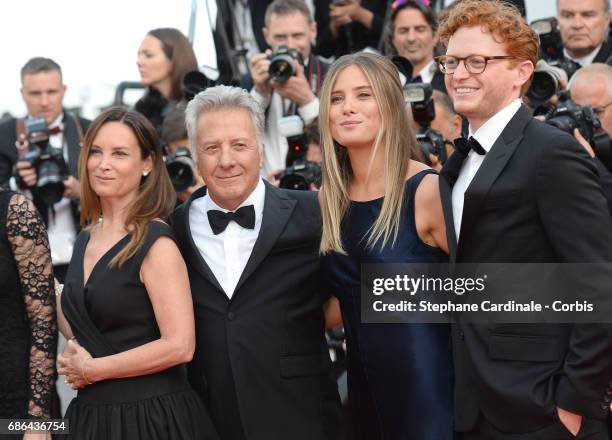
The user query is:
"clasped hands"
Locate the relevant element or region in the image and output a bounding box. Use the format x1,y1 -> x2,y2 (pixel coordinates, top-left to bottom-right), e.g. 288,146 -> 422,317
57,338 -> 94,390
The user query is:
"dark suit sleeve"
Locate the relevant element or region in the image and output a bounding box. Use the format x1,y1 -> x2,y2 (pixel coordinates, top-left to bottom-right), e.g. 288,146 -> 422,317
536,133 -> 612,419
594,157 -> 612,220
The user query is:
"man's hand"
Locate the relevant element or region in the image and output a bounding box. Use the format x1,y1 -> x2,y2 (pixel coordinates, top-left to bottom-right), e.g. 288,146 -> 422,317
16,161 -> 37,188
557,406 -> 582,436
573,128 -> 595,158
250,50 -> 273,97
273,62 -> 316,107
329,2 -> 352,38
63,176 -> 80,200
267,168 -> 284,187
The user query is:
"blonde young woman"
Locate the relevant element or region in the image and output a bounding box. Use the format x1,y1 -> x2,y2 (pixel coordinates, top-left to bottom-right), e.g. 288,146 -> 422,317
319,53 -> 453,439
55,108 -> 218,440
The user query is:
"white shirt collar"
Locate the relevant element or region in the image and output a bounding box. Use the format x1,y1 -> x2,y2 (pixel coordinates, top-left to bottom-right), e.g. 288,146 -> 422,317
416,58 -> 436,84
564,44 -> 602,66
469,99 -> 523,152
204,177 -> 266,222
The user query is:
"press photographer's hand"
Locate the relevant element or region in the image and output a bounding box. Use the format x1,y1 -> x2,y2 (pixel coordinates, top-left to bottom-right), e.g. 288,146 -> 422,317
16,161 -> 37,187
250,50 -> 273,97
63,175 -> 81,200
273,62 -> 315,107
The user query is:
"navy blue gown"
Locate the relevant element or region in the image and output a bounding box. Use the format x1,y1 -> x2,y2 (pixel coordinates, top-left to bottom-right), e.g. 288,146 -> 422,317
322,170 -> 453,440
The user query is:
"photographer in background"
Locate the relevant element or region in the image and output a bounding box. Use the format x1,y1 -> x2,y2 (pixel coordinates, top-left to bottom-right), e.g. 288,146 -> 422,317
0,57 -> 90,282
248,0 -> 330,176
405,83 -> 459,171
160,103 -> 203,204
267,118 -> 322,190
387,0 -> 446,93
316,0 -> 387,58
568,62 -> 612,219
428,90 -> 461,169
558,0 -> 611,67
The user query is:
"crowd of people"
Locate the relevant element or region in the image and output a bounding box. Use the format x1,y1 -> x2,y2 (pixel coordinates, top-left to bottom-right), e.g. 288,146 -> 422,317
1,0 -> 612,439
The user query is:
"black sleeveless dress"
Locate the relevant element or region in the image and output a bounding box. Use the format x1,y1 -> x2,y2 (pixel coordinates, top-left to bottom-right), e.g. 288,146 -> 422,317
321,170 -> 454,440
60,221 -> 218,440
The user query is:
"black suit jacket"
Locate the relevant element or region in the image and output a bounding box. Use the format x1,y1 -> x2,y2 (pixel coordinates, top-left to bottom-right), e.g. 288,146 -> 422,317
0,111 -> 90,225
439,105 -> 612,434
593,39 -> 612,64
171,182 -> 341,440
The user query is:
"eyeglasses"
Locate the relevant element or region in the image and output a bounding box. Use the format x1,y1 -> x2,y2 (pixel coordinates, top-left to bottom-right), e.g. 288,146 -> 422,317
435,55 -> 515,75
593,101 -> 612,115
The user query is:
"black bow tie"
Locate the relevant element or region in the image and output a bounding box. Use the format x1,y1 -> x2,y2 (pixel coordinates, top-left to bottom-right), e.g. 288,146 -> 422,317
454,136 -> 486,157
207,205 -> 255,235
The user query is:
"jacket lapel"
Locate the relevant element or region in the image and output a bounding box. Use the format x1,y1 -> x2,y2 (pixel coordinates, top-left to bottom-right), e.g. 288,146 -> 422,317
440,143 -> 469,262
457,105 -> 531,250
233,181 -> 296,295
180,186 -> 226,295
62,111 -> 82,177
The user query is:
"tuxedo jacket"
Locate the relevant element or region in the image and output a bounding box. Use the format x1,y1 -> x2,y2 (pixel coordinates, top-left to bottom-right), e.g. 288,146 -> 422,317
0,111 -> 90,225
439,105 -> 612,434
171,182 -> 341,440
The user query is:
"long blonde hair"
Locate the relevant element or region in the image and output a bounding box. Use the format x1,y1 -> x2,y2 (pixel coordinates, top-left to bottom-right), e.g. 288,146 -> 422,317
319,53 -> 420,254
79,107 -> 176,267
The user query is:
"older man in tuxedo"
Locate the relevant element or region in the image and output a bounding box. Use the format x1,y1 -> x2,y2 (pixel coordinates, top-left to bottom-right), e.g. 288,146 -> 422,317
437,1 -> 612,439
171,85 -> 340,440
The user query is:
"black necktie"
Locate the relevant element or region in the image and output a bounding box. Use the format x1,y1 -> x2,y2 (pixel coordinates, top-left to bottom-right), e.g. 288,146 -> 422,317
453,136 -> 486,157
207,205 -> 255,235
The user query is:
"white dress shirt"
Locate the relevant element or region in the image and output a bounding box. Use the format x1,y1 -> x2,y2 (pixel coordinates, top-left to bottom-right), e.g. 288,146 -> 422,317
452,99 -> 522,241
45,113 -> 77,265
564,44 -> 602,67
189,178 -> 266,298
416,58 -> 437,84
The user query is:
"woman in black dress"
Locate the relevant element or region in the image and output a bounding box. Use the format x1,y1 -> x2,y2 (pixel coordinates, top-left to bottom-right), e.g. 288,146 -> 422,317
0,189 -> 57,440
135,28 -> 198,134
318,53 -> 453,439
56,108 -> 218,440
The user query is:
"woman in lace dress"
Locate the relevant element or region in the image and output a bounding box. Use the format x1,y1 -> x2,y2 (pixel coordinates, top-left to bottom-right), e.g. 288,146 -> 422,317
0,189 -> 57,440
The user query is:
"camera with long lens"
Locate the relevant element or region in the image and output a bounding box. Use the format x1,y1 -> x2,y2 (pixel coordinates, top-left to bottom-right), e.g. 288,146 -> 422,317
526,59 -> 568,107
20,117 -> 69,205
530,18 -> 581,79
545,96 -> 612,170
268,45 -> 304,83
277,115 -> 321,190
164,146 -> 196,193
404,83 -> 448,165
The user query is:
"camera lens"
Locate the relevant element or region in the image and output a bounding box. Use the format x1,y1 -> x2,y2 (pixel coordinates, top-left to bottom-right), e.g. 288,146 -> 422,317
37,161 -> 65,205
269,55 -> 295,83
527,71 -> 558,105
166,160 -> 195,193
279,173 -> 309,190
